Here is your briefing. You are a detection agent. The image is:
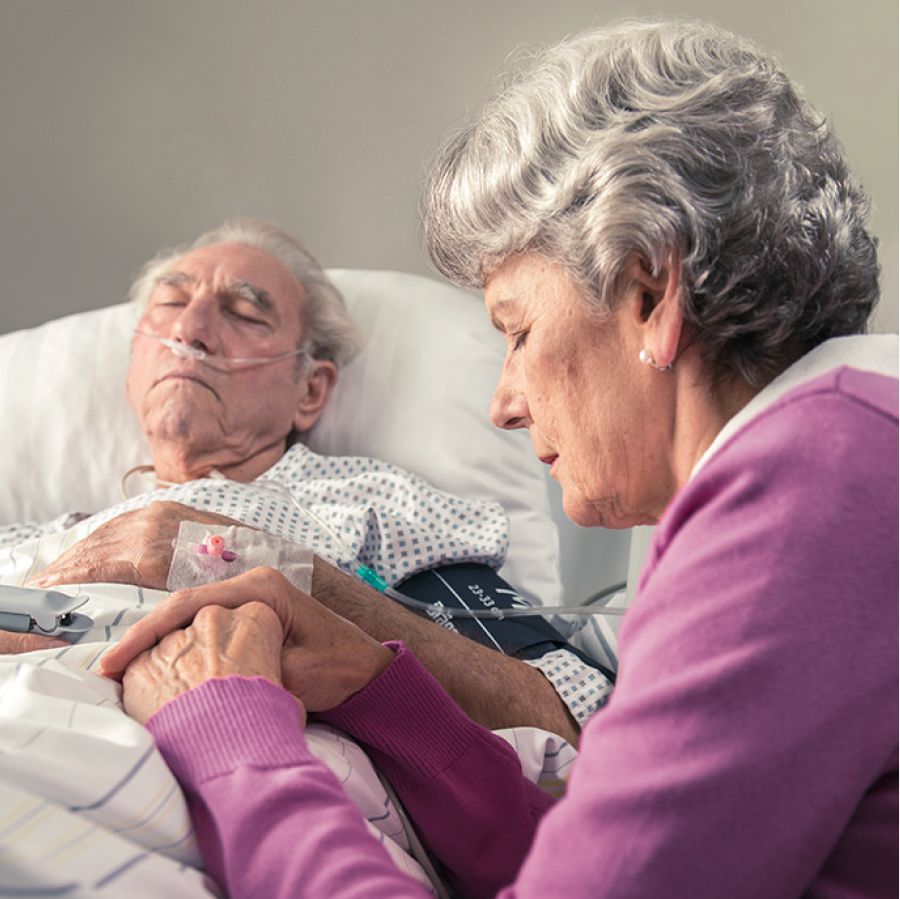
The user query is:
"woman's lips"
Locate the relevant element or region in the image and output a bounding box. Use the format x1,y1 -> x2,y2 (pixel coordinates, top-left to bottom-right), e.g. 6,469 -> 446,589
539,454 -> 558,467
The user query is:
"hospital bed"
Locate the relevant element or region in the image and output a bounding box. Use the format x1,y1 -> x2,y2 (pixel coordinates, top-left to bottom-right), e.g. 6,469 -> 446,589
0,270 -> 578,895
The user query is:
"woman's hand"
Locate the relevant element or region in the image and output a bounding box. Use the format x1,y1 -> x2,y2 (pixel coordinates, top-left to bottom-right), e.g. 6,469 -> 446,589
103,567 -> 395,713
28,501 -> 243,591
122,601 -> 285,725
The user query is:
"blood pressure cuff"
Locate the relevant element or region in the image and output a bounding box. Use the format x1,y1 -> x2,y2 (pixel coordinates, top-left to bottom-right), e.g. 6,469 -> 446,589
396,562 -> 615,684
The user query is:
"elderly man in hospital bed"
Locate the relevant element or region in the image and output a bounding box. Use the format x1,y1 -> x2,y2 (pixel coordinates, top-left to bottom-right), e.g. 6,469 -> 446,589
0,220 -> 609,894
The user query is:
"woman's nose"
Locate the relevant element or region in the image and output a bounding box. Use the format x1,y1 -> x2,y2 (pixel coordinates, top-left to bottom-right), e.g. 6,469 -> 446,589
490,379 -> 530,430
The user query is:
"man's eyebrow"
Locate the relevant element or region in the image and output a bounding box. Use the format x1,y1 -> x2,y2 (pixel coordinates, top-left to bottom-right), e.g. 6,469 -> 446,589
153,272 -> 276,316
155,271 -> 196,289
227,280 -> 276,314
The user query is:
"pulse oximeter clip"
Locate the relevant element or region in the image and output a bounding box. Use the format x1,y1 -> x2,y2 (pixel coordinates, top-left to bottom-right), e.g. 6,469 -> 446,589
0,585 -> 93,640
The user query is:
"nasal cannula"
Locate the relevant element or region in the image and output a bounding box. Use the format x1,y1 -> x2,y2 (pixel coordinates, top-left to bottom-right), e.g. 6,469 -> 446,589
133,330 -> 310,372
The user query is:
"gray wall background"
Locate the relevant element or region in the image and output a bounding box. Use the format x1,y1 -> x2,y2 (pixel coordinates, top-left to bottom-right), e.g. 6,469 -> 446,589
1,0 -> 896,602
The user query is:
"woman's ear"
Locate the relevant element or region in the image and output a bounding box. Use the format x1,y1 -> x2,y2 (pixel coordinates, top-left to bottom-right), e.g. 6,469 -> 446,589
293,360 -> 338,432
624,254 -> 684,370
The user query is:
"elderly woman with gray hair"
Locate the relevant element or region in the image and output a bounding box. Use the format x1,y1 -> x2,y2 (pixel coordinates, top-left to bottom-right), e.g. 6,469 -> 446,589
102,20 -> 897,899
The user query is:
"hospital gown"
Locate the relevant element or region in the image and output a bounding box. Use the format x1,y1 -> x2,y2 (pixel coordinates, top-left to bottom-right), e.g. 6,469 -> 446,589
0,442 -> 614,727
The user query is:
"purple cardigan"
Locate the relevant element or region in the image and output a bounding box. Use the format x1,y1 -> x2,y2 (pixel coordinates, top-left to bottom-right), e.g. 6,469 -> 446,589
148,367 -> 899,898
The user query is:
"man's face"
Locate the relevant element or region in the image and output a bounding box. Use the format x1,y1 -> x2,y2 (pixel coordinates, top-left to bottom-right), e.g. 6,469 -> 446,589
126,242 -> 325,478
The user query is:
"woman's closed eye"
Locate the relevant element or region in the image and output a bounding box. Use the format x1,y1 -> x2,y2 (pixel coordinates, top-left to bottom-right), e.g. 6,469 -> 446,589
510,330 -> 529,351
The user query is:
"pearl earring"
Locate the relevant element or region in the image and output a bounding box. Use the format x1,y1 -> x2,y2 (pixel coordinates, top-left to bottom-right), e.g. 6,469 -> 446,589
639,349 -> 673,372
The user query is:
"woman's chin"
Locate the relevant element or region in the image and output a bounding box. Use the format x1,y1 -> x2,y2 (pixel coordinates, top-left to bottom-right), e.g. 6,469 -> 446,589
561,492 -> 649,530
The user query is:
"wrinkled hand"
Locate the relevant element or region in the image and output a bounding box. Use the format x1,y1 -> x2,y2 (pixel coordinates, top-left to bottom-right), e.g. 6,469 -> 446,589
0,629 -> 67,655
122,602 -> 285,725
28,501 -> 243,591
102,567 -> 394,713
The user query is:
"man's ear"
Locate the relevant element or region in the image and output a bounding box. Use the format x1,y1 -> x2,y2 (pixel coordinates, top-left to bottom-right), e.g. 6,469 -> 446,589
623,253 -> 684,370
292,360 -> 338,432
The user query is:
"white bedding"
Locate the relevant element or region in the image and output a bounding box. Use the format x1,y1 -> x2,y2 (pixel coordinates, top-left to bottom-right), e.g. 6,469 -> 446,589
0,530 -> 576,896
0,267 -> 575,893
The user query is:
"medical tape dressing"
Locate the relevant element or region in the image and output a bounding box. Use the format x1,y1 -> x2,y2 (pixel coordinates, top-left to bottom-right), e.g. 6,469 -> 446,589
167,521 -> 313,593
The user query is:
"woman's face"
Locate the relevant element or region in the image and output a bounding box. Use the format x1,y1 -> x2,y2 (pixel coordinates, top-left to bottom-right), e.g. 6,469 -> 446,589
485,252 -> 675,528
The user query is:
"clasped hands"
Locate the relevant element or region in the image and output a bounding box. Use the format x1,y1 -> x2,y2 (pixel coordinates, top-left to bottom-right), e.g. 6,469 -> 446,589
103,566 -> 394,725
13,501 -> 393,724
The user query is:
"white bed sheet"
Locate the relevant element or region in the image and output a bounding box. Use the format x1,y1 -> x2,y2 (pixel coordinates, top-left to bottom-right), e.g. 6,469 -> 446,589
0,529 -> 576,896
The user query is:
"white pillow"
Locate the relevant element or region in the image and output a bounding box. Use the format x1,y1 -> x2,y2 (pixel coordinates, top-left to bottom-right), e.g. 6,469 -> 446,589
0,269 -> 561,606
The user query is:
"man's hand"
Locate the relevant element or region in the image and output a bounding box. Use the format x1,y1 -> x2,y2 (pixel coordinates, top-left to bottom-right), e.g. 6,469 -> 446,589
308,557 -> 581,743
0,630 -> 67,655
28,501 -> 242,591
103,567 -> 395,713
122,601 -> 285,725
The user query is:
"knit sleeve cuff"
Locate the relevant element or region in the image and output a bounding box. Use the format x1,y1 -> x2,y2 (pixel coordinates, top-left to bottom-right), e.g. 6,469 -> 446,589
320,641 -> 490,788
146,676 -> 312,785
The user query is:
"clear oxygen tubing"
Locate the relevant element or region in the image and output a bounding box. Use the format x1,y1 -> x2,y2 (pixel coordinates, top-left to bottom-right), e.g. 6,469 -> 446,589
250,478 -> 626,620
133,330 -> 310,372
120,465 -> 230,501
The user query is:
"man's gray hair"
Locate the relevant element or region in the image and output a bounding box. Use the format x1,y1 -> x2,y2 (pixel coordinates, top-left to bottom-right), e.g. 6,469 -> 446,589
129,218 -> 362,368
424,20 -> 880,386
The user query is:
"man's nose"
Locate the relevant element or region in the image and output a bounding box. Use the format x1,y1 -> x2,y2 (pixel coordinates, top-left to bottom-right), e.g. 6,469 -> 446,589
169,299 -> 219,355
